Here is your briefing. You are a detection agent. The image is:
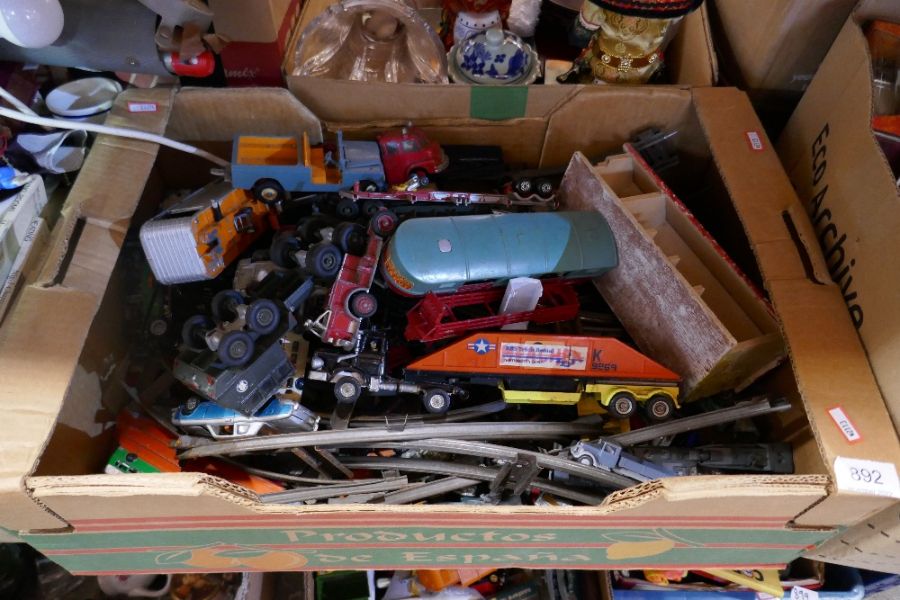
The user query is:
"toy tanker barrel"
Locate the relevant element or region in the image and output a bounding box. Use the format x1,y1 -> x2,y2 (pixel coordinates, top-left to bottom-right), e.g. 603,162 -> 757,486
381,211 -> 618,296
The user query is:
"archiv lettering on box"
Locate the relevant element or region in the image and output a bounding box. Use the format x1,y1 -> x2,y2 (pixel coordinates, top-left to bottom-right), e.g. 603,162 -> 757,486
809,123 -> 863,329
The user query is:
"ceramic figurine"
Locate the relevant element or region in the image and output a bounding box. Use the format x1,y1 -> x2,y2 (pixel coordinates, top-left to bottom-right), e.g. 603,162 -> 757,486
449,27 -> 540,85
560,0 -> 704,84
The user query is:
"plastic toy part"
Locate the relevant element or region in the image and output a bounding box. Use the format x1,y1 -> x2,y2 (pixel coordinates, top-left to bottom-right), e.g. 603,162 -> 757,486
172,397 -> 320,439
305,229 -> 385,349
404,332 -> 681,419
571,440 -> 676,483
404,278 -> 580,342
140,181 -> 276,285
232,127 -> 447,201
381,211 -> 618,296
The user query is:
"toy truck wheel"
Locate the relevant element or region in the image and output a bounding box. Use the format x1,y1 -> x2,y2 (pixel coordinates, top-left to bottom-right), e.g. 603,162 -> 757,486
359,180 -> 380,193
246,299 -> 281,335
645,394 -> 675,422
181,314 -> 213,351
334,376 -> 362,403
211,290 -> 245,323
535,178 -> 554,199
410,168 -> 430,186
348,291 -> 378,319
370,209 -> 399,236
577,455 -> 594,466
333,222 -> 366,255
422,388 -> 451,414
607,392 -> 637,419
253,178 -> 286,205
335,197 -> 359,219
362,199 -> 385,217
307,242 -> 342,280
270,232 -> 302,268
514,177 -> 533,197
217,330 -> 255,367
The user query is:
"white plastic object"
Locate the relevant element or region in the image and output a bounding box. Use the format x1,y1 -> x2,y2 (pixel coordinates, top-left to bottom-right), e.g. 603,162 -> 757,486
46,77 -> 122,120
0,0 -> 64,48
499,276 -> 543,330
0,102 -> 230,168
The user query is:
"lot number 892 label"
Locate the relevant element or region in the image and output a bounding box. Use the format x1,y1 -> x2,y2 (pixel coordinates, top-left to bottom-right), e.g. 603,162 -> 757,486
833,457 -> 900,498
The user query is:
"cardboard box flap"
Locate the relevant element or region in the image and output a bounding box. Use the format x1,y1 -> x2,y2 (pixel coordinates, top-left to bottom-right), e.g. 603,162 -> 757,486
166,87 -> 323,144
0,88 -> 176,533
805,499 -> 900,573
27,473 -> 828,523
694,88 -> 900,519
691,87 -> 829,284
541,87 -> 698,168
666,2 -> 718,87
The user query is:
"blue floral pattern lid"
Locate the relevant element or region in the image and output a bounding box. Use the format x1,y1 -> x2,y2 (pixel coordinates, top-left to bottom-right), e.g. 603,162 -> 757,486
449,27 -> 539,85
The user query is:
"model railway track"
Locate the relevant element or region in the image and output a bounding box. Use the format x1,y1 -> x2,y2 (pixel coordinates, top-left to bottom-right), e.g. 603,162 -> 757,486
608,396 -> 791,446
177,421 -> 603,459
340,438 -> 635,489
336,457 -> 607,505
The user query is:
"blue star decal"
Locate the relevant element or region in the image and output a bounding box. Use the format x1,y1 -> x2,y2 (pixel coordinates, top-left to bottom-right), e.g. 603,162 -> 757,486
467,337 -> 495,354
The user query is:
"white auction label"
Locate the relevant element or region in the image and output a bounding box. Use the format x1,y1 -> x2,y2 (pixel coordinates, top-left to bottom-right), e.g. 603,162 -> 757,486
790,585 -> 819,600
833,457 -> 900,498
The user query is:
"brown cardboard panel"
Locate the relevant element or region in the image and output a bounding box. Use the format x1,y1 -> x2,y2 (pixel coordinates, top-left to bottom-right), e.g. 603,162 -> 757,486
166,88 -> 323,144
794,493 -> 893,531
0,286 -> 99,531
710,0 -> 856,94
28,473 -> 827,522
695,87 -> 900,487
210,0 -> 292,42
778,17 -> 900,433
541,87 -> 697,167
667,2 -> 717,87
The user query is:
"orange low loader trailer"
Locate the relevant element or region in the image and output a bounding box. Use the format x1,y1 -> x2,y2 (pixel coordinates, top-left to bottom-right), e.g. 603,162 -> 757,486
405,333 -> 682,420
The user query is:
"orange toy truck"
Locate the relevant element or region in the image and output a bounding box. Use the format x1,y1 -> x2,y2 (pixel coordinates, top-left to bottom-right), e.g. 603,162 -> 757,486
404,333 -> 681,420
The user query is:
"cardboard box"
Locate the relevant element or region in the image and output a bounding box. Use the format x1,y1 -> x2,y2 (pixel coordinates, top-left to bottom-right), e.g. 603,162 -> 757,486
778,1 -> 900,437
282,0 -> 717,123
210,0 -> 303,86
1,86 -> 899,575
777,0 -> 900,572
709,0 -> 857,101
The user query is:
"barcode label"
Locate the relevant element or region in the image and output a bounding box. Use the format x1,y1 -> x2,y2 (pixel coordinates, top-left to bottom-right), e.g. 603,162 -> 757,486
745,131 -> 764,151
828,406 -> 861,443
127,102 -> 158,113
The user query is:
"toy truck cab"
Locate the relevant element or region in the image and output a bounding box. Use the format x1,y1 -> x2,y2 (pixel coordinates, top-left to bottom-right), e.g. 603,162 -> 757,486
231,131 -> 386,202
376,126 -> 449,185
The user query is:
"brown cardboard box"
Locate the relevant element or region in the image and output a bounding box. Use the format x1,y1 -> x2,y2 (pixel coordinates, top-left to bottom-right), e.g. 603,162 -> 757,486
0,86 -> 898,574
709,0 -> 856,101
778,0 -> 900,439
210,0 -> 302,86
777,0 -> 900,573
282,0 -> 717,123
